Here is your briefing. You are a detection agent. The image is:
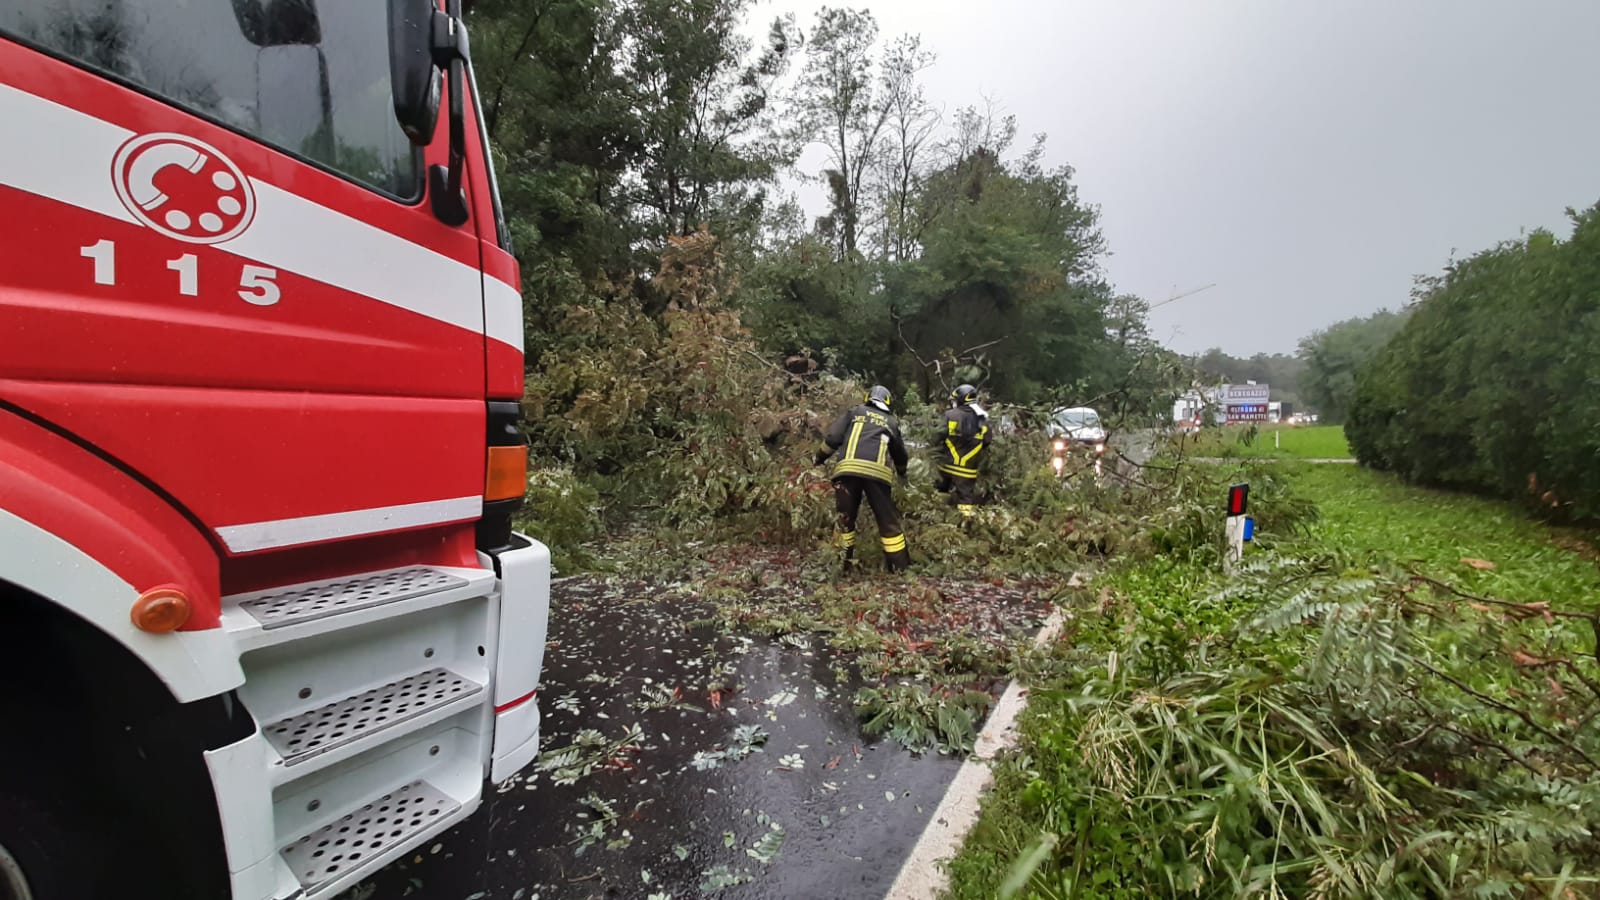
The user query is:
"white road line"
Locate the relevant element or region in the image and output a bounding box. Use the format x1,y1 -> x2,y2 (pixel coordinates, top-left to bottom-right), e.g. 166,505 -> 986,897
884,582 -> 1075,900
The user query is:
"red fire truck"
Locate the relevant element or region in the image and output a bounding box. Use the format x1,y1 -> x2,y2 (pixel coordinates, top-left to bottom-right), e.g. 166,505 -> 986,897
0,2 -> 548,897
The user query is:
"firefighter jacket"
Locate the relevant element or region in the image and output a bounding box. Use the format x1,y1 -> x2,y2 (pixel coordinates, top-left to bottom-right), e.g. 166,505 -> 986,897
938,403 -> 989,479
816,404 -> 909,485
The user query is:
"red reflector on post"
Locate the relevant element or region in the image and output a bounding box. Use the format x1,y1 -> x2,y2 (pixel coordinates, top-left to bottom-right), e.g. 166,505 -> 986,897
1227,483 -> 1249,516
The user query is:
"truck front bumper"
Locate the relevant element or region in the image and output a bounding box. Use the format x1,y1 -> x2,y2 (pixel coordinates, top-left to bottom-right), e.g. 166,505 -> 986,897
486,533 -> 551,783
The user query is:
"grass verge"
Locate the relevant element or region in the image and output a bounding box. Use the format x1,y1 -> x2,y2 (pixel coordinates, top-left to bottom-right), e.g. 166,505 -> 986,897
1179,424 -> 1352,460
945,462 -> 1600,899
1295,463 -> 1599,602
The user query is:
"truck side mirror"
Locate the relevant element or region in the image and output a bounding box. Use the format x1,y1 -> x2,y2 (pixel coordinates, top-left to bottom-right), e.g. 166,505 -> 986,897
389,0 -> 470,226
388,0 -> 441,146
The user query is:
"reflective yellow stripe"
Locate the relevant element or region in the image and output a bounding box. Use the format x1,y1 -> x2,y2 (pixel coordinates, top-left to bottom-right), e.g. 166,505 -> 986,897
945,438 -> 983,467
836,531 -> 856,548
835,459 -> 894,481
957,504 -> 976,517
939,464 -> 978,478
880,533 -> 907,553
846,421 -> 864,461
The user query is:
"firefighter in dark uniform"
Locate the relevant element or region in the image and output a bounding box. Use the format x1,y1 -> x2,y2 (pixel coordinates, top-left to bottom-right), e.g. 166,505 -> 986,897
935,383 -> 988,518
814,385 -> 911,572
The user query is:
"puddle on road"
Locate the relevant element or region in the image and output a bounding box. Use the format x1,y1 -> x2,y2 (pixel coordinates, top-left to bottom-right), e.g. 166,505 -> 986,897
347,575 -> 1046,900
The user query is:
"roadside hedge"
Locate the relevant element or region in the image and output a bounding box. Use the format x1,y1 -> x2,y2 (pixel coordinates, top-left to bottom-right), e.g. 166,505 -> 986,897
1345,204 -> 1600,520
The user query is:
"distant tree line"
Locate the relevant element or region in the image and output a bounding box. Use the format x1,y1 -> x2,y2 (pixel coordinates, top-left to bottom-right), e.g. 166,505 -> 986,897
1188,308 -> 1417,420
1295,309 -> 1410,421
1192,349 -> 1306,409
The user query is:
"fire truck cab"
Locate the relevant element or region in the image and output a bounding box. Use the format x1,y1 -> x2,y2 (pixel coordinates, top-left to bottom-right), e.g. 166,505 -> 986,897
0,1 -> 546,897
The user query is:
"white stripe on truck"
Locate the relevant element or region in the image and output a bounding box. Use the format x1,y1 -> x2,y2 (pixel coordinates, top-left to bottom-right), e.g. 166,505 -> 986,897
214,496 -> 484,553
0,81 -> 521,351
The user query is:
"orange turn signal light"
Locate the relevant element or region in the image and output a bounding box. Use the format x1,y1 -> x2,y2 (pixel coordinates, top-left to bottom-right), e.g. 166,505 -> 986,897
131,587 -> 192,633
486,445 -> 528,502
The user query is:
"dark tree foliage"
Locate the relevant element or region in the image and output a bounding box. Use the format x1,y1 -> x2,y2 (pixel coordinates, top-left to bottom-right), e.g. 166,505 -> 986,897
1296,309 -> 1409,422
1346,206 -> 1600,520
465,0 -> 1186,488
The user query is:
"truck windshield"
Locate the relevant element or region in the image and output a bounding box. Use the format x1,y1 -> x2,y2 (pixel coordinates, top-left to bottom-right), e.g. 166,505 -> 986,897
1,0 -> 420,199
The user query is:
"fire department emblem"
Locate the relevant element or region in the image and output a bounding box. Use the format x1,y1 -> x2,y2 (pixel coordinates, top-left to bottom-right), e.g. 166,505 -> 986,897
111,133 -> 256,244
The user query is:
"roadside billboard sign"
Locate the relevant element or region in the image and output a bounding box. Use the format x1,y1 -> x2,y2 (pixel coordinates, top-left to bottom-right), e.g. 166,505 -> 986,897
1221,383 -> 1269,423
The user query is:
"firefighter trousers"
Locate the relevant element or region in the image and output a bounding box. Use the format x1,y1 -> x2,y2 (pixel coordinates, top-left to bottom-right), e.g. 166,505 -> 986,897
833,476 -> 910,572
934,472 -> 979,518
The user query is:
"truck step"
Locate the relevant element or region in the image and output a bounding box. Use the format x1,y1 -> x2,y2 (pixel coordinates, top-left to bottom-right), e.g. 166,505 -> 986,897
238,566 -> 467,629
263,668 -> 483,766
282,780 -> 459,895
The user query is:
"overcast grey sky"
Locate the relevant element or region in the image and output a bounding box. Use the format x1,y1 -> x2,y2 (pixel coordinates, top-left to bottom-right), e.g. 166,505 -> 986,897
757,0 -> 1600,355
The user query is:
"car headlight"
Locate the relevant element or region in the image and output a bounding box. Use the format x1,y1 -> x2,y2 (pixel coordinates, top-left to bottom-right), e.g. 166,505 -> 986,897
1094,443 -> 1105,454
1053,439 -> 1066,451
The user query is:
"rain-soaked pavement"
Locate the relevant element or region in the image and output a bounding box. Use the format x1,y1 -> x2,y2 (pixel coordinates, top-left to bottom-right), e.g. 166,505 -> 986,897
343,574 -> 1051,900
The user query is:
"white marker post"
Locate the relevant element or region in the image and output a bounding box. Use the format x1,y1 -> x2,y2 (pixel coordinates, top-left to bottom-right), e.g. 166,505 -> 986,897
1225,483 -> 1249,571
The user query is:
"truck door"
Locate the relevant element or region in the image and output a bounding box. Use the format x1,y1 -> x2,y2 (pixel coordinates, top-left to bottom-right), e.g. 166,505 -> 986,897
0,1 -> 491,555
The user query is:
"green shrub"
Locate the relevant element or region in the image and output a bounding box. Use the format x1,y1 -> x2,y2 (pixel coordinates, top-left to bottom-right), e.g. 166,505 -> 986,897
1346,204 -> 1600,520
515,467 -> 603,573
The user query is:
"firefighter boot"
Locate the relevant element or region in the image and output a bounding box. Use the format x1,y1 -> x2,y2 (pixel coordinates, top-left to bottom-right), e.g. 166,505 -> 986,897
881,533 -> 910,573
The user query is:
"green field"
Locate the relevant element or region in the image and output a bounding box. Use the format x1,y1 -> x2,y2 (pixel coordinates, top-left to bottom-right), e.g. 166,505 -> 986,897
1294,463 -> 1600,604
945,462 -> 1600,899
1181,423 -> 1352,459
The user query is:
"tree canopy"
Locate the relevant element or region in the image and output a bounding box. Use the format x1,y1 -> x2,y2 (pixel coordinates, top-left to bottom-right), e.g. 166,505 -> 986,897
465,0 -> 1182,440
1297,309 -> 1410,422
1345,208 -> 1600,520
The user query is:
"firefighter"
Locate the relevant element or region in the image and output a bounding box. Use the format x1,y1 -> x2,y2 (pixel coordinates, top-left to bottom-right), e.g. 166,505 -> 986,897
935,383 -> 988,518
814,385 -> 911,572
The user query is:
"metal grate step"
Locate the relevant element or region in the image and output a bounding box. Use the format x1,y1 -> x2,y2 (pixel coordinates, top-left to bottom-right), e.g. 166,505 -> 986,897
238,566 -> 466,629
264,668 -> 483,766
282,781 -> 458,893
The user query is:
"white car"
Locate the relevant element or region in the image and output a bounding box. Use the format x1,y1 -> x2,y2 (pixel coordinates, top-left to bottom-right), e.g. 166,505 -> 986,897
1047,406 -> 1108,474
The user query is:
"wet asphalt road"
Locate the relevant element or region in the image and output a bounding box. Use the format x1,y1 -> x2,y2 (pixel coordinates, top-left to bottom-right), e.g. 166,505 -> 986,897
1113,429 -> 1158,468
343,574 -> 1044,900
